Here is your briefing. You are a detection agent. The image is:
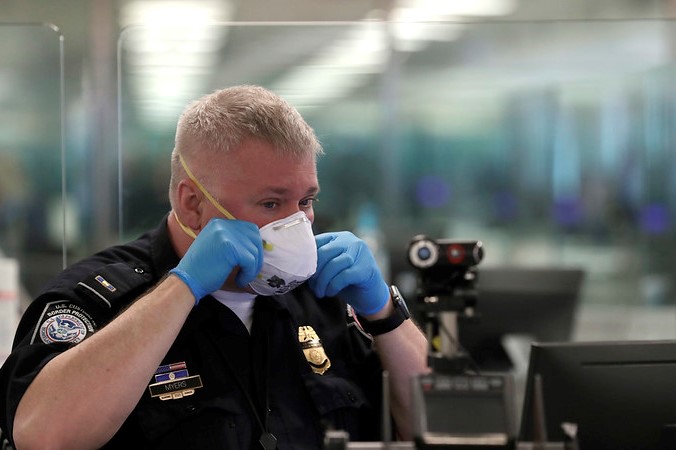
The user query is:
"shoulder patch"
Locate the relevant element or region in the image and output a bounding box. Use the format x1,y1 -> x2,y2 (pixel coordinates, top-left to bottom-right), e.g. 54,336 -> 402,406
31,301 -> 98,345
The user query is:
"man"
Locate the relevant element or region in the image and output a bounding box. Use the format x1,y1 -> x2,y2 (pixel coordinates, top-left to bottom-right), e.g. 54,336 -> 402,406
0,85 -> 429,449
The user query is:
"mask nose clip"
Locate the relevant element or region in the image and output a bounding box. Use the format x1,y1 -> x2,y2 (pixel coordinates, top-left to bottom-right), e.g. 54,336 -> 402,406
272,214 -> 309,231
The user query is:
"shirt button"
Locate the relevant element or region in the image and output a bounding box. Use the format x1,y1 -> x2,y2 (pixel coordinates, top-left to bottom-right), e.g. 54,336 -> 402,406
347,392 -> 357,402
134,267 -> 144,274
185,405 -> 196,414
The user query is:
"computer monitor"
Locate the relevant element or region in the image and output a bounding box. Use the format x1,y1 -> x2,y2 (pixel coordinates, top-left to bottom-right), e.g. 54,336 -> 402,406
519,340 -> 676,450
457,267 -> 585,370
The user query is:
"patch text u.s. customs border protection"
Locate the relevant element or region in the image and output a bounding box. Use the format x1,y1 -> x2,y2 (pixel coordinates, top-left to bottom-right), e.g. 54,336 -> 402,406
31,300 -> 98,345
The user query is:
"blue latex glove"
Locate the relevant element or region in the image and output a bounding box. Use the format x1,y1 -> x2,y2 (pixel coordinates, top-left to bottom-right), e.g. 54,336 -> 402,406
308,231 -> 389,316
170,218 -> 264,303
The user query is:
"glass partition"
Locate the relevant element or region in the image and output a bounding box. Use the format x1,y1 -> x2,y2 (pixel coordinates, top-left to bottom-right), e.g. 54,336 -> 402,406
389,20 -> 676,312
118,21 -> 676,338
0,23 -> 65,298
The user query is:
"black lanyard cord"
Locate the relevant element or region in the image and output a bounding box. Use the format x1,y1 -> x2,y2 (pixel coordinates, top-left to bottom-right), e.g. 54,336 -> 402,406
204,330 -> 277,450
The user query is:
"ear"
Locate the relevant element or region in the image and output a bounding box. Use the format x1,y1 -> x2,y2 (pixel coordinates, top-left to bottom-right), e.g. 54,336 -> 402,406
175,179 -> 205,231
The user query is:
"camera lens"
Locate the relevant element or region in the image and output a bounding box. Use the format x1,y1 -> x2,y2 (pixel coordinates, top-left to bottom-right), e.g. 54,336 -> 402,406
417,247 -> 432,260
408,238 -> 439,269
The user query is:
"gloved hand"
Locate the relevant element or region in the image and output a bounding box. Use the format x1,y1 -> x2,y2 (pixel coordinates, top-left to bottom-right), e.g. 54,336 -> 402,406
308,231 -> 389,316
170,218 -> 264,303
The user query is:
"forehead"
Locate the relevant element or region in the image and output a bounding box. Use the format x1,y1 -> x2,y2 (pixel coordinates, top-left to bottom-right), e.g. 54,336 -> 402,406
210,139 -> 318,190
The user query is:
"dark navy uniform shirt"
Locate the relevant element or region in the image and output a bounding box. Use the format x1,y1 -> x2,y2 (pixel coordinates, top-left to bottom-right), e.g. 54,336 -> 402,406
0,216 -> 383,449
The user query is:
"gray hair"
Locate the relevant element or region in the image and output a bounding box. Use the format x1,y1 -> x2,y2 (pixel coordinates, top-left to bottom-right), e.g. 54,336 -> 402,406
169,85 -> 323,204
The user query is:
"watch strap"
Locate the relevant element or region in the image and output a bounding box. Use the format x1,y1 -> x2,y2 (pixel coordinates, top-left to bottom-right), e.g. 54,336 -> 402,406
358,285 -> 410,336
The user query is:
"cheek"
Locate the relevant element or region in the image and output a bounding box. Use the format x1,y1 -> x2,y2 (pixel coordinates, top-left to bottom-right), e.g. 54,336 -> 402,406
223,205 -> 267,228
250,218 -> 269,229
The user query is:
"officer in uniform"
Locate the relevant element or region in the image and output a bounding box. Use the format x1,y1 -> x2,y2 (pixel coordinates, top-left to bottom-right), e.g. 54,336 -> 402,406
0,85 -> 429,449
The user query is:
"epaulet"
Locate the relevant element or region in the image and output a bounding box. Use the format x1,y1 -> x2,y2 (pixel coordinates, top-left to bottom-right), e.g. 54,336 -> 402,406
73,262 -> 154,310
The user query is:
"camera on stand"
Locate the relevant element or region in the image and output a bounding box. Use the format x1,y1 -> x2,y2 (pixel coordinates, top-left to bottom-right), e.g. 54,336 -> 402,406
408,235 -> 484,375
324,235 -> 517,449
408,235 -> 517,449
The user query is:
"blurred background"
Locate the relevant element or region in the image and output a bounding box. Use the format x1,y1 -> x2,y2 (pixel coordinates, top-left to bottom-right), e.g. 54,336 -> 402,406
3,0 -> 676,356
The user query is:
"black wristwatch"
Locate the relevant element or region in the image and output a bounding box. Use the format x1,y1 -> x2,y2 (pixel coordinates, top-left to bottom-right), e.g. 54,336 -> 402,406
359,285 -> 411,336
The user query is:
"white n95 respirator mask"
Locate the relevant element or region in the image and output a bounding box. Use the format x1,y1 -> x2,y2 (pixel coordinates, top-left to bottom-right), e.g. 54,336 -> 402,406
248,211 -> 317,296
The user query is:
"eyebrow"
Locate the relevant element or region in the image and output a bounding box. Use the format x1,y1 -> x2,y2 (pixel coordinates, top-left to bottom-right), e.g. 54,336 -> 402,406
261,186 -> 320,196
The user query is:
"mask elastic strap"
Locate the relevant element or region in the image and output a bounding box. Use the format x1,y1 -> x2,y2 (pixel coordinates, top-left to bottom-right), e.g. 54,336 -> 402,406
178,153 -> 236,220
173,210 -> 198,240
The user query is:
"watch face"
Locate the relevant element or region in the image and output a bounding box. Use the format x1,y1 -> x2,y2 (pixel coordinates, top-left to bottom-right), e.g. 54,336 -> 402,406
397,297 -> 411,319
391,285 -> 411,319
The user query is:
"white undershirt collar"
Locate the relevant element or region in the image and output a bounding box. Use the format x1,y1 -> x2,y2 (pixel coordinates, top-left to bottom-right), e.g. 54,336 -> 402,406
210,290 -> 257,332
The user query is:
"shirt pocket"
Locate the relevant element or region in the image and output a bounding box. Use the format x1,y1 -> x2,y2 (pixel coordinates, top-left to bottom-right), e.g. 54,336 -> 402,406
302,372 -> 375,436
133,395 -> 253,450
